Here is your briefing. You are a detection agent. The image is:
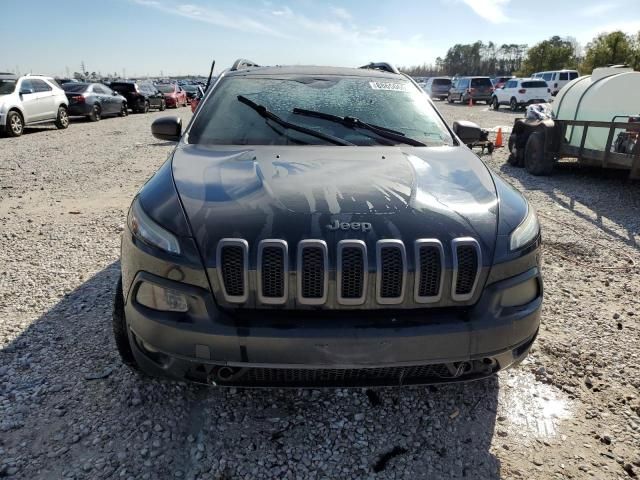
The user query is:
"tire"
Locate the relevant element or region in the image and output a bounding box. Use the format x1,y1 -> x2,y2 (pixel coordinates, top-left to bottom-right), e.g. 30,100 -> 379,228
510,97 -> 518,112
159,99 -> 166,111
487,142 -> 494,154
447,94 -> 454,104
143,100 -> 150,113
54,105 -> 69,129
507,133 -> 523,166
5,110 -> 24,137
492,97 -> 499,111
88,104 -> 101,122
119,102 -> 128,117
524,131 -> 553,175
112,278 -> 140,372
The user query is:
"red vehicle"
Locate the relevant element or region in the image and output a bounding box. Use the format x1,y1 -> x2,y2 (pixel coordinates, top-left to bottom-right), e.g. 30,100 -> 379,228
155,83 -> 187,108
190,85 -> 205,113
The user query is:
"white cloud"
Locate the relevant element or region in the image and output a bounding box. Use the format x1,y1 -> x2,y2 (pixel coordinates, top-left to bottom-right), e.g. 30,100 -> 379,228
580,3 -> 618,17
132,0 -> 287,37
462,0 -> 511,23
330,6 -> 352,21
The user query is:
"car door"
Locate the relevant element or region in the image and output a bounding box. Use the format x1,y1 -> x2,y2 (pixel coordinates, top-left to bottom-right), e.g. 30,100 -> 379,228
102,85 -> 120,114
499,80 -> 513,103
26,79 -> 53,121
93,84 -> 111,114
17,79 -> 41,123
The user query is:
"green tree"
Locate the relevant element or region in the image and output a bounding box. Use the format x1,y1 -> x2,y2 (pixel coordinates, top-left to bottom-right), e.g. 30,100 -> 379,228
518,36 -> 578,75
583,31 -> 634,72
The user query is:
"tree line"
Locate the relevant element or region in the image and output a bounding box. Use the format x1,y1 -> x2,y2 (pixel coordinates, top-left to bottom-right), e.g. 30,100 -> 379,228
402,31 -> 640,77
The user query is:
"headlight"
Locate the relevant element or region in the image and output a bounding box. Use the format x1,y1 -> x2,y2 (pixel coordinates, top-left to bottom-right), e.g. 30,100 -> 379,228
509,205 -> 540,251
127,197 -> 180,254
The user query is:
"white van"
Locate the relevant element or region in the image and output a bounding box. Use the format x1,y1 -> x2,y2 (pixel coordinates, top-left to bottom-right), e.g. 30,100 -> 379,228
531,70 -> 579,95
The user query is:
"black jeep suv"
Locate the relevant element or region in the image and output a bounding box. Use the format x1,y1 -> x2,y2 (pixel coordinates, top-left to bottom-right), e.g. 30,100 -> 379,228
113,60 -> 543,387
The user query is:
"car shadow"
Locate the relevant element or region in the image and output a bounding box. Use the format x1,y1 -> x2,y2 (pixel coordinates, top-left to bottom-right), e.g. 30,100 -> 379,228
499,160 -> 640,252
1,263 -> 501,479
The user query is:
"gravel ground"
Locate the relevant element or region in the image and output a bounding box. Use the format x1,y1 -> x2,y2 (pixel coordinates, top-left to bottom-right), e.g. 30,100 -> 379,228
1,102 -> 639,479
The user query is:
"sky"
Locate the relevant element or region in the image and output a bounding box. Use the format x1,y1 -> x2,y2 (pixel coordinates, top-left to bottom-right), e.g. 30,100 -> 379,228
1,0 -> 639,77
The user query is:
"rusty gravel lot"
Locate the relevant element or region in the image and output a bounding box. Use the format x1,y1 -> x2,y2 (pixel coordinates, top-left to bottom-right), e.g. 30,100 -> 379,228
0,102 -> 639,479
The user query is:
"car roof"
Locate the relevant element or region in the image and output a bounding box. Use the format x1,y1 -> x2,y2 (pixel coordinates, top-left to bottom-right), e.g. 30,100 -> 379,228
224,65 -> 405,80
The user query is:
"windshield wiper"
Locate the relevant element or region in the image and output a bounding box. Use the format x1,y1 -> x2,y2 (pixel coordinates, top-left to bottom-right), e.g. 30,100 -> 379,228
292,108 -> 426,147
237,96 -> 354,146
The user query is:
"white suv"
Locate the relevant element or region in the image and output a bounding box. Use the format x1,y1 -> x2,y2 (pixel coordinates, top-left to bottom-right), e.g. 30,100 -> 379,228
491,78 -> 552,111
532,70 -> 579,95
0,73 -> 70,137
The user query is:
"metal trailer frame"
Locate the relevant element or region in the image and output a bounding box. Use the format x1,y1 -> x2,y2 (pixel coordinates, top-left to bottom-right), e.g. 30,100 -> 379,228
508,115 -> 640,179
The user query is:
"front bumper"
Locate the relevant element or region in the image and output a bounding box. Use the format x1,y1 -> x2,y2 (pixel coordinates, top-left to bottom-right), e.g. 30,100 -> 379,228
123,262 -> 542,387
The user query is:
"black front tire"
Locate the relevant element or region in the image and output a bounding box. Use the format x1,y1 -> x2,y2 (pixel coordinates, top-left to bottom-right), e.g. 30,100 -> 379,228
492,97 -> 499,110
54,106 -> 69,129
524,131 -> 553,175
113,278 -> 140,372
120,102 -> 128,117
159,99 -> 166,111
510,98 -> 518,112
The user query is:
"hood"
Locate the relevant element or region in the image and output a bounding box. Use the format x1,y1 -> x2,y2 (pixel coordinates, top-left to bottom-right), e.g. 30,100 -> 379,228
172,145 -> 498,266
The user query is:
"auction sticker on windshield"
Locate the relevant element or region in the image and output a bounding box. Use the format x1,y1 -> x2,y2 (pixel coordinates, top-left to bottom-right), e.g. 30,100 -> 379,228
369,81 -> 410,92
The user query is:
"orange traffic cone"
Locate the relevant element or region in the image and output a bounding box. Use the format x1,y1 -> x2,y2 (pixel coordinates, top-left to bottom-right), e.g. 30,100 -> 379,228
495,128 -> 503,148
468,95 -> 473,107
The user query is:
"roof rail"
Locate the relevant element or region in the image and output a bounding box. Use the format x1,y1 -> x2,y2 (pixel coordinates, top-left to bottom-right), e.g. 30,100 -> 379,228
230,58 -> 260,71
359,62 -> 400,75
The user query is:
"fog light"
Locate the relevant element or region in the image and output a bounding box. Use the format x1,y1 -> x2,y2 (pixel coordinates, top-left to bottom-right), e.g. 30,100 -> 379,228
136,282 -> 189,312
500,278 -> 538,307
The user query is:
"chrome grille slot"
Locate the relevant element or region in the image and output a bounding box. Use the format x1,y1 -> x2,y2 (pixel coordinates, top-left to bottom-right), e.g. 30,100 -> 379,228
376,240 -> 406,304
216,239 -> 249,303
257,240 -> 288,304
337,240 -> 367,305
414,239 -> 444,303
451,238 -> 481,302
297,240 -> 328,305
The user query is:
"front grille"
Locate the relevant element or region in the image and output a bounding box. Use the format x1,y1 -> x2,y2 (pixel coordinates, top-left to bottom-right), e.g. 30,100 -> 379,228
377,240 -> 406,304
338,241 -> 367,304
219,243 -> 246,300
298,242 -> 327,303
215,237 -> 481,306
208,362 -> 496,387
452,238 -> 481,301
258,240 -> 288,304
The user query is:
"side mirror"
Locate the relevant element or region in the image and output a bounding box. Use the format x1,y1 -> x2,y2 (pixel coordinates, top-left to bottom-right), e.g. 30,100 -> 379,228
112,91 -> 119,96
151,116 -> 182,141
20,87 -> 34,95
452,120 -> 481,144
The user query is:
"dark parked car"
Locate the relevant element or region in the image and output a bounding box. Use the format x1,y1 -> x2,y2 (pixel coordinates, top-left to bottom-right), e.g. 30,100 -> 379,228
181,84 -> 200,103
62,82 -> 128,121
424,77 -> 452,100
113,60 -> 542,388
155,83 -> 187,108
448,76 -> 494,104
110,82 -> 165,113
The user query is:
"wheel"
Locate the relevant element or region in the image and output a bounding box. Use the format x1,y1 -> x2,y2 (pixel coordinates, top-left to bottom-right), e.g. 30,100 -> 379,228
487,142 -> 494,154
507,133 -> 523,166
143,100 -> 150,113
447,94 -> 454,104
159,99 -> 166,111
5,110 -> 24,137
54,106 -> 69,129
524,131 -> 553,175
119,102 -> 128,117
88,104 -> 101,122
492,97 -> 499,110
510,97 -> 518,112
112,278 -> 140,372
